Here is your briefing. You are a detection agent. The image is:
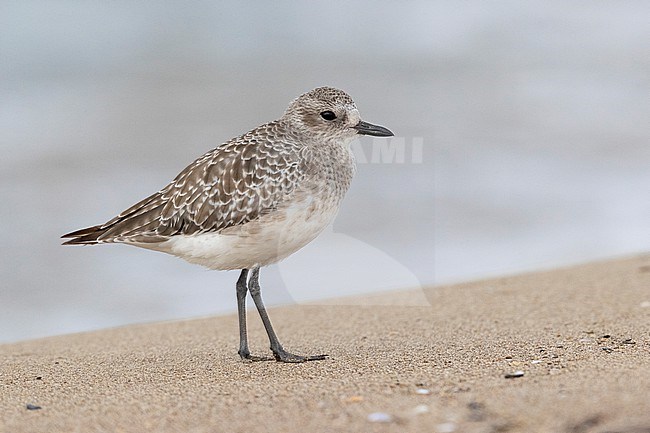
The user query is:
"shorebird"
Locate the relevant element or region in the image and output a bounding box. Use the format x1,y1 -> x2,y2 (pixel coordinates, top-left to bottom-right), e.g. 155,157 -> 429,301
62,86 -> 393,362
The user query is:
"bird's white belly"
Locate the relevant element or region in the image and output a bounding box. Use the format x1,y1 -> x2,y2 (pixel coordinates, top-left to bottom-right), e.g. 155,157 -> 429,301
136,197 -> 341,270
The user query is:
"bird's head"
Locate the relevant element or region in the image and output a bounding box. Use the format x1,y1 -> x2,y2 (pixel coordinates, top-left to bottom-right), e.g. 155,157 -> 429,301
282,86 -> 393,144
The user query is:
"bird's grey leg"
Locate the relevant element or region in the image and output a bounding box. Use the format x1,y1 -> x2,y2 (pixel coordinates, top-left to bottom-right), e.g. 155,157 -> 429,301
236,269 -> 271,361
236,269 -> 250,358
247,267 -> 327,363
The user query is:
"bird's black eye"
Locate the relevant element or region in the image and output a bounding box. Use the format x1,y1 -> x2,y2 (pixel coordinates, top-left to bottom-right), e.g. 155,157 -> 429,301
320,110 -> 337,121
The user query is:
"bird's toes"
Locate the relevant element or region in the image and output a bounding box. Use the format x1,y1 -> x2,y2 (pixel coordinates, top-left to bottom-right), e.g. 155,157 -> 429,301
273,351 -> 328,363
239,353 -> 274,362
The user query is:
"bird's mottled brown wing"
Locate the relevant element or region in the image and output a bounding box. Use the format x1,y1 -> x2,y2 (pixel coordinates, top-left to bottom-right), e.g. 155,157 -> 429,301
62,122 -> 306,244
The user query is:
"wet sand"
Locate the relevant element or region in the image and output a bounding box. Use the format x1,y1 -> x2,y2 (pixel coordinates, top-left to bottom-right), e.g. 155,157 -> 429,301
2,255 -> 649,432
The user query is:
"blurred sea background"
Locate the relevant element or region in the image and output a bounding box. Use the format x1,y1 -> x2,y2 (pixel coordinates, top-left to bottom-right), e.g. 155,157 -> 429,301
1,1 -> 648,343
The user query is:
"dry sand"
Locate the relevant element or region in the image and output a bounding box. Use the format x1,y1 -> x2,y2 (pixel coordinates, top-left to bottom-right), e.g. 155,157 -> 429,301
2,255 -> 649,433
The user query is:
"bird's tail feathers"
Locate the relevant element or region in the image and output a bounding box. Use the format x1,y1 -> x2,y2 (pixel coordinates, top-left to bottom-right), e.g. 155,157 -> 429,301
61,225 -> 109,245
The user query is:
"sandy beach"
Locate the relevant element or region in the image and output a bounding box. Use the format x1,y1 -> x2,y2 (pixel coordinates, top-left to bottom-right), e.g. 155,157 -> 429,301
2,255 -> 649,432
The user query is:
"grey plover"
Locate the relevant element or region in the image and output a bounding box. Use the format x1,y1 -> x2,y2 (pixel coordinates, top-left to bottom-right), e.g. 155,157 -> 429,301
62,86 -> 393,363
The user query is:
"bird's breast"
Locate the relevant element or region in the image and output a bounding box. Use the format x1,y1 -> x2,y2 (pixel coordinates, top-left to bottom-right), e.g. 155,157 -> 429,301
303,141 -> 356,199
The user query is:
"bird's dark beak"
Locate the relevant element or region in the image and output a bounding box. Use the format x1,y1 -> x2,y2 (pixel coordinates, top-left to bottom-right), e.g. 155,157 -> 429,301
352,120 -> 394,137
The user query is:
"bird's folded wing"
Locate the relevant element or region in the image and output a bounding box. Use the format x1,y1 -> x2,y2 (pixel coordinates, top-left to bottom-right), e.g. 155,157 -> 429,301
62,134 -> 305,245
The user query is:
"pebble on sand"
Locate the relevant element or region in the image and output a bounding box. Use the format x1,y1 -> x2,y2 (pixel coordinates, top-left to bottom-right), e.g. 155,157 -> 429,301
436,422 -> 457,432
411,404 -> 430,415
504,370 -> 525,379
367,412 -> 393,423
344,395 -> 364,403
